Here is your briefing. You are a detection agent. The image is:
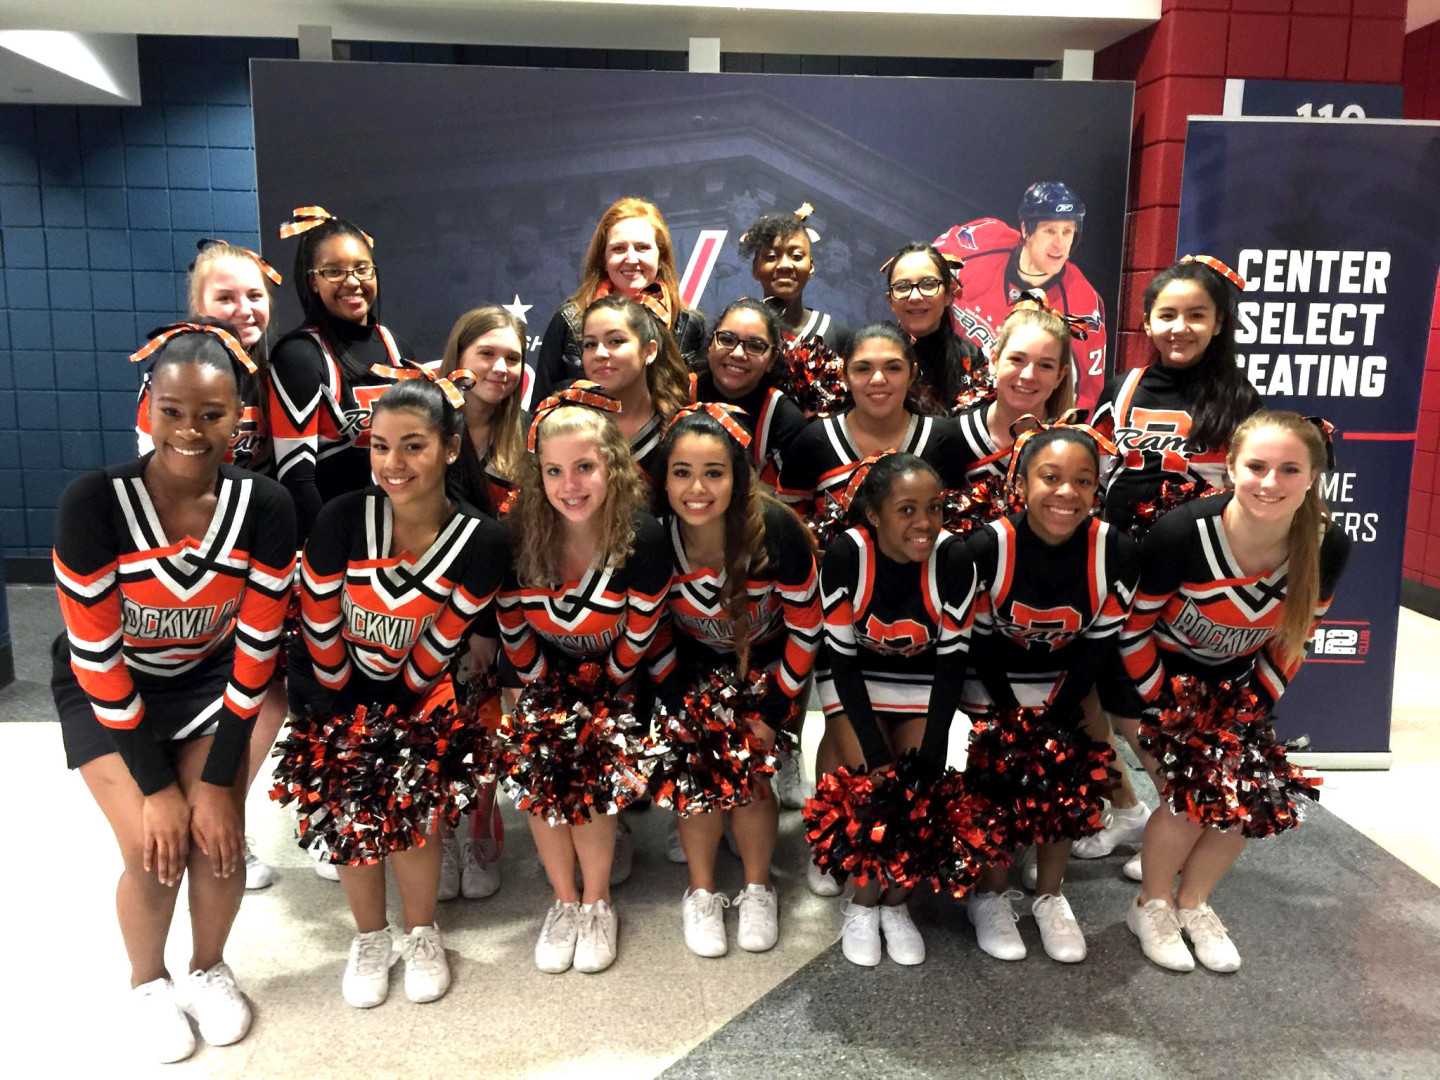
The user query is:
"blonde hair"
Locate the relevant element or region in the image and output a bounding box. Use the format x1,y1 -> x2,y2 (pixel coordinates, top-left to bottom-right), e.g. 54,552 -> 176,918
188,242 -> 274,352
572,197 -> 683,325
1227,409 -> 1331,664
439,306 -> 527,484
991,306 -> 1076,419
513,406 -> 646,587
582,295 -> 690,421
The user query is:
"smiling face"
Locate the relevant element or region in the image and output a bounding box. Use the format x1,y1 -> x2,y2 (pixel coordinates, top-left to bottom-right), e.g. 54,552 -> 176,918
604,216 -> 661,295
707,307 -> 776,398
196,256 -> 270,349
867,469 -> 943,563
457,326 -> 524,409
1144,279 -> 1220,369
541,431 -> 609,524
1020,439 -> 1098,544
845,336 -> 915,422
1020,219 -> 1077,278
310,233 -> 377,324
752,229 -> 813,303
581,307 -> 656,397
1227,425 -> 1316,525
147,361 -> 240,479
993,323 -> 1064,418
369,407 -> 455,510
665,432 -> 734,530
887,251 -> 948,338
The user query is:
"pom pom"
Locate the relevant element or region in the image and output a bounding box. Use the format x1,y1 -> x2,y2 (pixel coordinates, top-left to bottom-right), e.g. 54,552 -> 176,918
927,770 -> 1013,898
805,492 -> 850,550
647,667 -> 787,817
1129,480 -> 1218,539
962,706 -> 1117,847
281,583 -> 304,655
940,475 -> 1024,537
269,695 -> 494,865
495,661 -> 654,827
1140,674 -> 1320,838
775,334 -> 849,419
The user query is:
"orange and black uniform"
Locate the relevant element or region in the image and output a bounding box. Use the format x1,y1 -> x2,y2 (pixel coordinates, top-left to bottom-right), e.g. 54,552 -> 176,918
52,461 -> 296,794
136,362 -> 269,473
689,371 -> 809,487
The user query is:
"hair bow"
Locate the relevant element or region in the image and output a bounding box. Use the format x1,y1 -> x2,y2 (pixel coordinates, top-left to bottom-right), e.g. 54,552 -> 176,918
878,248 -> 963,277
1304,415 -> 1337,471
193,238 -> 282,286
1180,254 -> 1245,291
1011,287 -> 1101,341
527,379 -> 623,451
278,205 -> 374,248
793,201 -> 821,244
840,452 -> 890,510
370,358 -> 475,410
1004,409 -> 1118,488
666,401 -> 752,450
129,321 -> 256,375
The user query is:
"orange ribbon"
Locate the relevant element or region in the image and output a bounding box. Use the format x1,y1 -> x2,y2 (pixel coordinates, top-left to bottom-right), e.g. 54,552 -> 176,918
278,205 -> 374,249
1180,254 -> 1245,291
1010,287 -> 1101,341
665,401 -> 753,450
1004,409 -> 1118,489
840,452 -> 889,509
129,321 -> 256,375
369,359 -> 475,410
527,379 -> 623,451
195,237 -> 282,286
594,280 -> 673,327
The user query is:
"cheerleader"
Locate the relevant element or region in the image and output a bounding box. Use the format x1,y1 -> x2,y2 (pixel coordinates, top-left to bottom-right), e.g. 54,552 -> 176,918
268,206 -> 413,540
579,294 -> 692,476
534,196 -> 707,403
883,242 -> 988,415
52,326 -> 295,1062
497,389 -> 670,975
739,204 -> 852,352
287,373 -> 508,1008
815,453 -> 975,964
957,423 -> 1137,964
1078,255 -> 1262,867
649,405 -> 822,957
1119,411 -> 1349,973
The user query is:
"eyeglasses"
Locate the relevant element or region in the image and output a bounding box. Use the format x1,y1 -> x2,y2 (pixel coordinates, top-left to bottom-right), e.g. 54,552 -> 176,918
712,329 -> 774,359
887,277 -> 944,301
310,262 -> 377,283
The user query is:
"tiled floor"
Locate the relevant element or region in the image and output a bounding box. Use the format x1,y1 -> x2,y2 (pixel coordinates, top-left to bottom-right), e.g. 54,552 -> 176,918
3,587 -> 1438,1078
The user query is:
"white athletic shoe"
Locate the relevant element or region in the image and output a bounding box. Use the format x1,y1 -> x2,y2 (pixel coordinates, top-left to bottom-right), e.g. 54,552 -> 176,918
461,838 -> 502,899
438,832 -> 461,901
1072,802 -> 1151,858
1177,903 -> 1242,973
400,924 -> 451,1002
535,900 -> 581,973
1032,894 -> 1087,963
840,902 -> 881,967
666,816 -> 688,864
967,890 -> 1027,961
682,889 -> 730,958
314,859 -> 341,881
1123,850 -> 1144,882
184,962 -> 251,1046
734,883 -> 779,953
774,751 -> 809,810
574,900 -> 619,974
878,904 -> 925,966
132,977 -> 195,1063
342,927 -> 398,1008
1020,846 -> 1038,892
806,860 -> 843,897
1127,896 -> 1195,972
243,839 -> 276,890
611,821 -> 634,886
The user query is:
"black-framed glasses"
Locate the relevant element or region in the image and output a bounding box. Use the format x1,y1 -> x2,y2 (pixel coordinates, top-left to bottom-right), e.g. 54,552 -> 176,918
887,277 -> 944,301
310,262 -> 377,283
712,329 -> 774,359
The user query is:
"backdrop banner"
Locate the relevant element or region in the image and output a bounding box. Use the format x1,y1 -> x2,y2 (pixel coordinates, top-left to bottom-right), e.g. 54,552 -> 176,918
1177,116 -> 1440,756
251,60 -> 1132,408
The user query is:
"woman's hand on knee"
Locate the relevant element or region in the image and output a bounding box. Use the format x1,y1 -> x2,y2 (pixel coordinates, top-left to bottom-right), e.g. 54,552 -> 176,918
142,785 -> 192,887
188,782 -> 244,879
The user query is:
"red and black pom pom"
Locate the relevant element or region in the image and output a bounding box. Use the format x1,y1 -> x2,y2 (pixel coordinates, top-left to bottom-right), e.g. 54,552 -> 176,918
776,335 -> 849,419
1140,674 -> 1320,839
495,662 -> 654,827
940,475 -> 1024,537
805,493 -> 851,550
1129,479 -> 1218,539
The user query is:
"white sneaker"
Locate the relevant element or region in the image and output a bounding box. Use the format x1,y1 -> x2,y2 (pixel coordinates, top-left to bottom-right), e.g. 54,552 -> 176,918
1072,802 -> 1151,858
1123,851 -> 1144,882
774,751 -> 809,810
1178,904 -> 1242,973
461,839 -> 501,899
806,860 -> 842,897
574,899 -> 619,973
734,883 -> 779,952
401,924 -> 451,1002
682,889 -> 730,958
840,902 -> 881,967
535,900 -> 581,973
666,816 -> 688,864
1020,847 -> 1038,892
243,840 -> 276,890
315,860 -> 341,881
878,904 -> 925,965
1032,894 -> 1087,963
132,977 -> 195,1063
1127,896 -> 1195,972
967,890 -> 1027,961
342,927 -> 398,1008
184,962 -> 251,1046
438,832 -> 461,901
611,821 -> 634,886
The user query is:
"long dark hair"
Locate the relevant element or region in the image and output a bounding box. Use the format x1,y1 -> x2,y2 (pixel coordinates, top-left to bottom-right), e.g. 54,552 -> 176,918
370,377 -> 464,442
1142,259 -> 1258,449
882,242 -> 977,414
288,216 -> 380,382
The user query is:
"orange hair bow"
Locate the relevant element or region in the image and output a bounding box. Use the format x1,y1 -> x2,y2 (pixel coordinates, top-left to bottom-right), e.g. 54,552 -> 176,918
1004,410 -> 1118,489
665,401 -> 752,450
278,205 -> 374,249
527,379 -> 622,451
1010,288 -> 1101,341
129,321 -> 256,375
370,359 -> 475,410
194,237 -> 282,286
1180,254 -> 1245,291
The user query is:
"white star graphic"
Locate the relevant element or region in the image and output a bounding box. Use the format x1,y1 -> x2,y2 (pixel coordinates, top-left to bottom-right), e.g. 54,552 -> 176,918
503,293 -> 533,323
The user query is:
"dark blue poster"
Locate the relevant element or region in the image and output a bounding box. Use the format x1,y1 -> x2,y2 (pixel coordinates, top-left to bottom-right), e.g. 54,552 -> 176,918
1178,117 -> 1440,757
249,61 -> 1133,409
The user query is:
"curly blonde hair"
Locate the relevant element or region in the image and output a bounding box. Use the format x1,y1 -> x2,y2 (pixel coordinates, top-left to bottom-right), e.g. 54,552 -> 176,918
513,405 -> 647,587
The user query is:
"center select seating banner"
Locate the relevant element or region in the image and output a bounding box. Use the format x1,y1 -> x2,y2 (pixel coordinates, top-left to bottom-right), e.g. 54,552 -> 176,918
249,60 -> 1133,405
1177,116 -> 1440,756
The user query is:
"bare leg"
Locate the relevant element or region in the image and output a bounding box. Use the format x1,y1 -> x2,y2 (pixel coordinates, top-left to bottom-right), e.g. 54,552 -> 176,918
243,683 -> 289,790
529,818 -> 581,904
731,779 -> 778,886
174,738 -> 247,972
1034,841 -> 1072,897
1082,693 -> 1138,810
337,863 -> 389,933
1139,803 -> 1205,904
678,811 -> 726,892
389,829 -> 444,931
1176,830 -> 1246,909
571,814 -> 618,905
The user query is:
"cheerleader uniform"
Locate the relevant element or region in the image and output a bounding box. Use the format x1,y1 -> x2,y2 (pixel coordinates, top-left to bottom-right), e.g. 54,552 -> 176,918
1089,364 -> 1261,532
135,361 -> 270,473
267,313 -> 413,539
817,526 -> 975,766
786,308 -> 852,355
949,400 -> 1012,484
51,461 -> 296,794
533,298 -> 707,406
911,323 -> 988,417
689,371 -> 809,487
649,500 -> 822,722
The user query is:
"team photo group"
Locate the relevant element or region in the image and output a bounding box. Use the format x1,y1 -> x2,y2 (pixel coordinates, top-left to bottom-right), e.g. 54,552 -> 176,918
50,188 -> 1349,1065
